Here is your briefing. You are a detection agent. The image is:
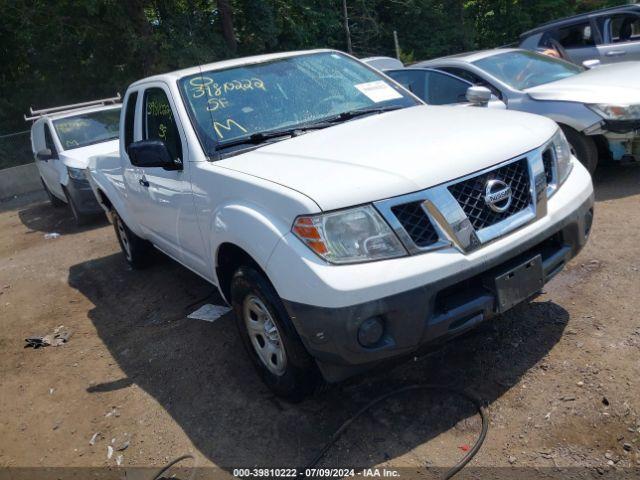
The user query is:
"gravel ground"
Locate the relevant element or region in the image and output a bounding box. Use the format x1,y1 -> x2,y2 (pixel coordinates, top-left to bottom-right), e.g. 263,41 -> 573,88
0,164 -> 639,478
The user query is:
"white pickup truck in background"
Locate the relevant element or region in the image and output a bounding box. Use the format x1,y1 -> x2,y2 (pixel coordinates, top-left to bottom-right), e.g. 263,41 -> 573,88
88,50 -> 594,401
26,97 -> 121,225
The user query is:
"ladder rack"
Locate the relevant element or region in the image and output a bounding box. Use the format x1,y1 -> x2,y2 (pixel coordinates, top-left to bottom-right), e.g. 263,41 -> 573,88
24,94 -> 121,121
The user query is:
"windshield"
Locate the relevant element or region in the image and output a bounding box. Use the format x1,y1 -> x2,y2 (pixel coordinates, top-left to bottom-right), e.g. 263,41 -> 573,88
179,51 -> 418,154
53,108 -> 120,150
473,50 -> 583,90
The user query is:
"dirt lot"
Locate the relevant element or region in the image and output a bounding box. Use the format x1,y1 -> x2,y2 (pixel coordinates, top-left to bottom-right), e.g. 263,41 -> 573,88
0,165 -> 639,477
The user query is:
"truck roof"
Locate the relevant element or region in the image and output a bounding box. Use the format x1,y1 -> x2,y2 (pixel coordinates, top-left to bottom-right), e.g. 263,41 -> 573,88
520,4 -> 640,39
129,49 -> 334,87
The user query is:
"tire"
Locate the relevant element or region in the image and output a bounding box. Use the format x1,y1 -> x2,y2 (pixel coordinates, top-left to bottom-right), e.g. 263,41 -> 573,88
63,188 -> 89,226
112,210 -> 152,269
560,126 -> 598,175
41,179 -> 65,208
231,266 -> 319,402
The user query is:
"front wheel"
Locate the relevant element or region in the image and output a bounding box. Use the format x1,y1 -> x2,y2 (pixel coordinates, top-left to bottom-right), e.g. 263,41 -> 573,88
63,188 -> 89,226
112,210 -> 152,269
41,179 -> 65,208
560,126 -> 598,175
231,266 -> 319,402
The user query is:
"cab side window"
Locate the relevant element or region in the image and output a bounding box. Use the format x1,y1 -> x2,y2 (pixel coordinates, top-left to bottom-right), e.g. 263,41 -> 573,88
44,124 -> 58,157
124,91 -> 138,153
143,88 -> 182,161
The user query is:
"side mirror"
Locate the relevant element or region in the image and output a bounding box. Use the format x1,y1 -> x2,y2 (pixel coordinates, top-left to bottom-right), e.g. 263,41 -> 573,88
36,148 -> 54,161
128,140 -> 181,170
582,59 -> 601,69
466,86 -> 492,107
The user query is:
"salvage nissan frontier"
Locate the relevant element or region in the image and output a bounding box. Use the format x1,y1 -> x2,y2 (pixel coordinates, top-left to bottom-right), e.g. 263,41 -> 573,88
87,50 -> 594,401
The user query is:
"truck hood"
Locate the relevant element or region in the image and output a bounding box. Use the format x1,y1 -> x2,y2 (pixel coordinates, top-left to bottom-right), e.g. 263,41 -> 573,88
216,105 -> 557,211
59,139 -> 119,169
525,62 -> 640,104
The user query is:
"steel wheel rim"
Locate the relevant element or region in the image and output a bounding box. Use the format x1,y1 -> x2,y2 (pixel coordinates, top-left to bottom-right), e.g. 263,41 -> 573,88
243,295 -> 287,376
116,217 -> 132,261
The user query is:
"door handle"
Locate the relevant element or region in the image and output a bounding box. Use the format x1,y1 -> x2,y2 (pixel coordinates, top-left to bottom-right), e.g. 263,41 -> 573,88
139,177 -> 149,187
605,50 -> 626,57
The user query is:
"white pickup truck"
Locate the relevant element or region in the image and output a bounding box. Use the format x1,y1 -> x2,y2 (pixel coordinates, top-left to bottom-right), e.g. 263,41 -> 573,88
88,50 -> 594,400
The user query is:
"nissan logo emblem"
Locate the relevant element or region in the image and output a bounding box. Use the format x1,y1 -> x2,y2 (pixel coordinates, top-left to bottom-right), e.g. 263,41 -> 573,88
484,179 -> 512,213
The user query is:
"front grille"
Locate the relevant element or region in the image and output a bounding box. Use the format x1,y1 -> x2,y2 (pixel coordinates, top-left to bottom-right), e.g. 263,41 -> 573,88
391,202 -> 439,247
448,158 -> 531,231
542,148 -> 554,185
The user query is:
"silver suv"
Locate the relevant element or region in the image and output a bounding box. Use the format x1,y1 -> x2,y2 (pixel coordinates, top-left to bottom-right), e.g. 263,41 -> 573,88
519,5 -> 640,65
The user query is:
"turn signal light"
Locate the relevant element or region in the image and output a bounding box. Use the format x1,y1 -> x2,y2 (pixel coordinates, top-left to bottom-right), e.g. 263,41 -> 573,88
292,217 -> 328,255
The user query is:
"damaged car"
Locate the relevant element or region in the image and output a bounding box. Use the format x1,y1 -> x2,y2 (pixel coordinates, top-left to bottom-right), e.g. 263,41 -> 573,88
416,48 -> 640,173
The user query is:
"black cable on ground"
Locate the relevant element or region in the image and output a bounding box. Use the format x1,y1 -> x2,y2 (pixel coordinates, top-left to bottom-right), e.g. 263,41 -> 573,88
151,454 -> 195,480
152,386 -> 487,480
302,384 -> 489,480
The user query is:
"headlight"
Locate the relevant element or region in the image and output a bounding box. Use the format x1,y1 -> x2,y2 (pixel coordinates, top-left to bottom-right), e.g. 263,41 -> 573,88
552,129 -> 573,186
292,205 -> 407,264
588,104 -> 640,121
67,166 -> 87,181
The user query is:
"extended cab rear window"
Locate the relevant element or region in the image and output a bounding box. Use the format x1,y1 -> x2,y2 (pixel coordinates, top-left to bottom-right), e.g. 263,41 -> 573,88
178,51 -> 417,156
53,108 -> 120,150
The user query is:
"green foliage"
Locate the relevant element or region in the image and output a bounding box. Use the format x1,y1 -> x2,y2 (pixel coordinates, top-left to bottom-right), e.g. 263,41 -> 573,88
0,0 -> 628,141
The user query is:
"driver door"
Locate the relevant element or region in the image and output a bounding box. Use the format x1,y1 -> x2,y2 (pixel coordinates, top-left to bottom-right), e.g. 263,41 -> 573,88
36,123 -> 65,199
130,84 -> 203,268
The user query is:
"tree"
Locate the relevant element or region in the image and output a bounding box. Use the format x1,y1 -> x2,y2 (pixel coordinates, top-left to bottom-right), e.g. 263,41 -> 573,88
217,0 -> 237,53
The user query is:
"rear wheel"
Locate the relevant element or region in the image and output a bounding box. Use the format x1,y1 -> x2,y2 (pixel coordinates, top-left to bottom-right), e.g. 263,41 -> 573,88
560,126 -> 598,174
231,266 -> 319,402
41,179 -> 65,208
112,210 -> 152,269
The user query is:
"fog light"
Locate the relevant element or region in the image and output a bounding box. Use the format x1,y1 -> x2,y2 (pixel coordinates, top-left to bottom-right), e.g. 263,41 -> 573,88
357,316 -> 384,347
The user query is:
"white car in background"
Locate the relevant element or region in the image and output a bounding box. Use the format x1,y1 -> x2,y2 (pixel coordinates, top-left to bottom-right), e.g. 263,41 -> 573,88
417,48 -> 640,173
26,97 -> 121,225
88,50 -> 594,400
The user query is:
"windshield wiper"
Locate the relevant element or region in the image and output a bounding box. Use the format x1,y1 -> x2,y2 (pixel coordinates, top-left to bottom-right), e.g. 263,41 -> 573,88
215,124 -> 332,150
215,105 -> 404,151
321,105 -> 405,124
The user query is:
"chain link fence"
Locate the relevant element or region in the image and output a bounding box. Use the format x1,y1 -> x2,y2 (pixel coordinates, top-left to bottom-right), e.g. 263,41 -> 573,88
0,130 -> 32,170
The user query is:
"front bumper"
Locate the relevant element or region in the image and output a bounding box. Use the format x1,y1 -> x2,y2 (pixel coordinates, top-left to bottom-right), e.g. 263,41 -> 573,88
284,196 -> 593,381
602,131 -> 640,162
268,162 -> 594,382
66,177 -> 103,215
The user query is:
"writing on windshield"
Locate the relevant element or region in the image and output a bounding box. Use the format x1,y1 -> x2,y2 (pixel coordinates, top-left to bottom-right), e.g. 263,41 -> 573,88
179,51 -> 417,154
53,108 -> 120,150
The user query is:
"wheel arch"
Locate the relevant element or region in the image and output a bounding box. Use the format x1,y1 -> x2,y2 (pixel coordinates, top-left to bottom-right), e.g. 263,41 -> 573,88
216,242 -> 268,304
93,183 -> 144,237
209,202 -> 293,303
